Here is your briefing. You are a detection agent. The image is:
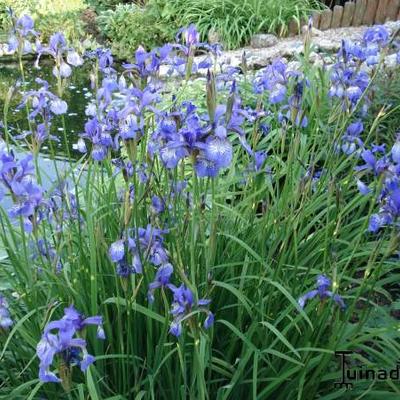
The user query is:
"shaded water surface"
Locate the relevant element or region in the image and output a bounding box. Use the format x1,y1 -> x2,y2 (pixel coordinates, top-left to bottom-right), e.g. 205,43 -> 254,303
0,58 -> 91,158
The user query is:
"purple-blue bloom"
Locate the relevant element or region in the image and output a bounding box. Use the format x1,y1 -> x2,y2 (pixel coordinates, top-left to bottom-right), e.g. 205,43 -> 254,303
0,295 -> 13,330
391,140 -> 400,164
151,195 -> 165,214
363,25 -> 389,46
179,24 -> 200,47
7,13 -> 37,55
148,263 -> 174,302
0,149 -> 46,232
168,284 -> 213,337
109,236 -> 142,276
109,239 -> 125,262
36,305 -> 104,383
298,275 -> 346,310
356,179 -> 371,195
109,225 -> 169,277
254,59 -> 288,103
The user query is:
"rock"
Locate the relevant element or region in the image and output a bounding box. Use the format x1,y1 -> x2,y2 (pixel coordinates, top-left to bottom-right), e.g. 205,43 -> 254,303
250,34 -> 278,48
280,41 -> 303,57
0,43 -> 14,56
208,28 -> 221,45
287,61 -> 301,71
384,20 -> 400,35
384,54 -> 398,68
360,63 -> 373,74
315,39 -> 341,52
309,52 -> 320,63
160,23 -> 400,77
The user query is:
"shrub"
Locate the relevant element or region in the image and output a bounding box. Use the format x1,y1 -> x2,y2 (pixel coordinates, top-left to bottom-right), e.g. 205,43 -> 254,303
97,3 -> 177,58
37,11 -> 86,44
0,0 -> 87,44
86,0 -> 134,12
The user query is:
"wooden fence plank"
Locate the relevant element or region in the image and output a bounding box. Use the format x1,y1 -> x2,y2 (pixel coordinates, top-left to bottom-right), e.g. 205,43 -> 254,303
342,2 -> 356,27
320,9 -> 333,30
331,5 -> 344,28
386,0 -> 400,21
300,17 -> 308,31
288,19 -> 299,36
363,0 -> 379,25
375,0 -> 388,24
312,11 -> 321,29
353,0 -> 367,26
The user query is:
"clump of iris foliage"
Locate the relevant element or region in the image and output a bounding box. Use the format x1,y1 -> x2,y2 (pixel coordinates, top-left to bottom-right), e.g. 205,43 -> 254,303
96,0 -> 324,57
0,11 -> 400,400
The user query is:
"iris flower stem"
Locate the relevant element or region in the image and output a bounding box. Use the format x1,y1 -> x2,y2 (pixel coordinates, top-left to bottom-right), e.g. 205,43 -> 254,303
3,89 -> 11,151
188,317 -> 206,400
193,339 -> 206,400
18,52 -> 42,184
208,178 -> 217,274
190,158 -> 200,288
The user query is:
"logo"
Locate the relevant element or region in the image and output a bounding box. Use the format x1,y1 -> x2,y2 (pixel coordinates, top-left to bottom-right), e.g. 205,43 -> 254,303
334,351 -> 400,390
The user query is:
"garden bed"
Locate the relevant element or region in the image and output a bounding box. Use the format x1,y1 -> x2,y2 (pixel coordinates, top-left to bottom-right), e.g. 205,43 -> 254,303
0,10 -> 400,400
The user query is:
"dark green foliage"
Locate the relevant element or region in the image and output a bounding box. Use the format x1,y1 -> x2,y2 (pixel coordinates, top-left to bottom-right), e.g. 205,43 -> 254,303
97,3 -> 178,58
155,0 -> 324,49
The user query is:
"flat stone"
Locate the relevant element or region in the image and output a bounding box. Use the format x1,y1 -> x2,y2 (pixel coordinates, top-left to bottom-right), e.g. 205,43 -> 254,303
384,54 -> 398,68
309,52 -> 321,62
315,38 -> 341,52
250,34 -> 278,48
385,20 -> 400,34
280,41 -> 304,57
138,23 -> 399,77
287,61 -> 301,71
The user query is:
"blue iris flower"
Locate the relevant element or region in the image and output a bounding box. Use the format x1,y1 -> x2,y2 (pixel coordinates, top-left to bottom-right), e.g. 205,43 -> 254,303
298,275 -> 346,310
0,295 -> 13,330
36,305 -> 105,383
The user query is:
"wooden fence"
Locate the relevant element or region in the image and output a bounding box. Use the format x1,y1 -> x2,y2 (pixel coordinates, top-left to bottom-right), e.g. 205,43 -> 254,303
286,0 -> 400,35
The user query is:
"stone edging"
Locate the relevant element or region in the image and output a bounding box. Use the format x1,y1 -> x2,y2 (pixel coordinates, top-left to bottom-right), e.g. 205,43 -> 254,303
170,20 -> 400,78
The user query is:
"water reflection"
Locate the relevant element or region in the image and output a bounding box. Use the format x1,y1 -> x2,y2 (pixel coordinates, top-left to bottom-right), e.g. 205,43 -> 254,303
0,58 -> 91,158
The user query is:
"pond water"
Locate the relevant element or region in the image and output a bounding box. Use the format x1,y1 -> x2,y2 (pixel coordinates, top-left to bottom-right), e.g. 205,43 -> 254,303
0,58 -> 91,159
0,58 -> 93,209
